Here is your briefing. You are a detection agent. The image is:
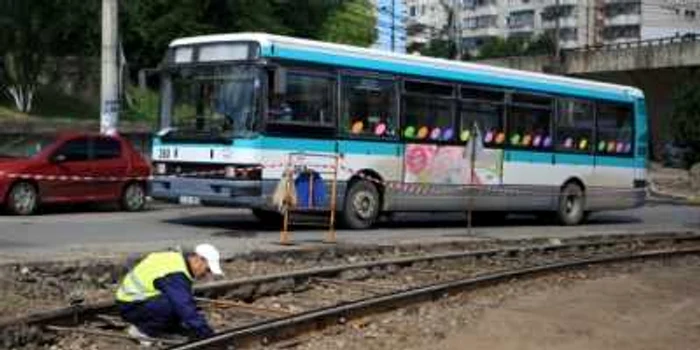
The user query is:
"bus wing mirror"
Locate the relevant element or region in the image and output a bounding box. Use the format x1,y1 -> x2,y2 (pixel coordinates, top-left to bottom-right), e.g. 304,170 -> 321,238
273,67 -> 287,95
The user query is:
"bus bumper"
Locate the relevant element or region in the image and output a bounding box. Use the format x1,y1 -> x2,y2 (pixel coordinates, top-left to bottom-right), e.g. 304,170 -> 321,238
149,177 -> 265,208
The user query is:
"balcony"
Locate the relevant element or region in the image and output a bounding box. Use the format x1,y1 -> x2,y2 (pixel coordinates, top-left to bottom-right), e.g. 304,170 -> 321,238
604,14 -> 641,26
463,4 -> 499,15
542,16 -> 578,29
463,27 -> 502,37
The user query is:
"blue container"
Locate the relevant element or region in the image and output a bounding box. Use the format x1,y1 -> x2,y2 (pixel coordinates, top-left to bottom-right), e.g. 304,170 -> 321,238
295,172 -> 327,208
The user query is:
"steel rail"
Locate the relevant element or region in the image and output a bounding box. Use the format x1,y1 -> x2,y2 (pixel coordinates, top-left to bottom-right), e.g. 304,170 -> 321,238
169,247 -> 700,350
0,231 -> 697,332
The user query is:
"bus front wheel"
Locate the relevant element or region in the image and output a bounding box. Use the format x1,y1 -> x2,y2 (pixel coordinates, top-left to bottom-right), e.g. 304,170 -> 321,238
557,182 -> 586,225
342,180 -> 380,230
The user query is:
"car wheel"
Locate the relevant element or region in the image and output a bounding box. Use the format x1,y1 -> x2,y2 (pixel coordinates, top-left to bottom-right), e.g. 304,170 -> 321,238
342,180 -> 380,230
557,182 -> 586,225
121,182 -> 146,212
6,182 -> 39,215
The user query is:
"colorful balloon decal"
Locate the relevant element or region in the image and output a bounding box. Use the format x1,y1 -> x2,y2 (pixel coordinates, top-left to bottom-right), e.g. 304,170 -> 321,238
443,128 -> 454,141
522,134 -> 532,146
351,121 -> 363,134
543,136 -> 552,147
607,141 -> 616,153
460,130 -> 471,142
533,135 -> 542,147
564,137 -> 573,148
623,143 -> 632,153
496,132 -> 506,144
404,126 -> 415,138
430,127 -> 441,140
598,141 -> 606,152
510,133 -> 521,146
484,130 -> 494,143
374,123 -> 386,136
417,126 -> 429,139
579,138 -> 588,150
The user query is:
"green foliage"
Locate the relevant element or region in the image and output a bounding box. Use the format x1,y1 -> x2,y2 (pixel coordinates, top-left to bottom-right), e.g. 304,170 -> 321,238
477,34 -> 554,59
123,86 -> 160,123
319,0 -> 377,47
670,73 -> 700,166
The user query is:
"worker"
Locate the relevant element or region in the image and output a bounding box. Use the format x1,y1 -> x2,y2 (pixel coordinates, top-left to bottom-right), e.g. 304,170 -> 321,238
115,243 -> 224,344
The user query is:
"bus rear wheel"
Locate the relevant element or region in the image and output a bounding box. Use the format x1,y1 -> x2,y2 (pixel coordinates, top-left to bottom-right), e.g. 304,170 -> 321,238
342,180 -> 380,230
557,182 -> 586,226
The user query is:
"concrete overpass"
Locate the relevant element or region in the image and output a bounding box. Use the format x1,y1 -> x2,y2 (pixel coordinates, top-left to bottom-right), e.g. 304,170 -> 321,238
477,34 -> 700,159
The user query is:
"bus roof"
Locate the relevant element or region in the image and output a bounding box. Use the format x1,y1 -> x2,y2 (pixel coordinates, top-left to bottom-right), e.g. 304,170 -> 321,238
170,33 -> 644,102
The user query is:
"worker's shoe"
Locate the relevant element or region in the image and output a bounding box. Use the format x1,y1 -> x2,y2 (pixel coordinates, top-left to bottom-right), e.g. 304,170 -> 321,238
127,325 -> 154,347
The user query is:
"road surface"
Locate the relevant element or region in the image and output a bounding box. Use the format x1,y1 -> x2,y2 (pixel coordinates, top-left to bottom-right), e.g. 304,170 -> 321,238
0,202 -> 697,262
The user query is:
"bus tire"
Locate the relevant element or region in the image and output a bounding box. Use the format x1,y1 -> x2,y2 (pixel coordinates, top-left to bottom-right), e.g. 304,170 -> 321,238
557,182 -> 586,225
342,180 -> 380,230
252,208 -> 283,227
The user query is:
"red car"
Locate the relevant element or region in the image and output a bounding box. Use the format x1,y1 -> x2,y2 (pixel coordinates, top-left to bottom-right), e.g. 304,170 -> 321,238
0,133 -> 151,215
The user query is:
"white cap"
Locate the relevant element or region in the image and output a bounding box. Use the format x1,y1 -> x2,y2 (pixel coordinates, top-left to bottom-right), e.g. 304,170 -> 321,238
195,243 -> 223,276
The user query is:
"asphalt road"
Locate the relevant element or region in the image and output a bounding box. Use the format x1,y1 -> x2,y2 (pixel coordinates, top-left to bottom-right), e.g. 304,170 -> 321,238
0,202 -> 698,262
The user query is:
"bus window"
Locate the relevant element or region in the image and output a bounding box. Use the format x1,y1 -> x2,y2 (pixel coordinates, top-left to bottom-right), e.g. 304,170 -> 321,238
341,76 -> 397,138
507,93 -> 553,149
596,103 -> 633,156
402,80 -> 455,142
460,86 -> 505,146
556,99 -> 594,153
268,72 -> 335,127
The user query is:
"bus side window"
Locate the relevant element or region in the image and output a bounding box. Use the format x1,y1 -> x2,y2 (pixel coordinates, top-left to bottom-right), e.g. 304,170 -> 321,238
596,103 -> 634,156
507,93 -> 553,150
268,72 -> 335,127
459,86 -> 505,147
341,76 -> 397,138
556,99 -> 593,153
401,80 -> 455,142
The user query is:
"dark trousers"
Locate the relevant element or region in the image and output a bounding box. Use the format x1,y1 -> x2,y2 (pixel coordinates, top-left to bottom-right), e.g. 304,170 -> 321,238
118,296 -> 192,338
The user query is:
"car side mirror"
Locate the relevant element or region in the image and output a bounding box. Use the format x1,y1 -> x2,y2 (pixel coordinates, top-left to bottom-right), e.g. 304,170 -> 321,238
52,154 -> 67,163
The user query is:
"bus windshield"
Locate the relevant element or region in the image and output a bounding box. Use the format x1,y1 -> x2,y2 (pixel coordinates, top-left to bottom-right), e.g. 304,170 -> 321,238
163,65 -> 261,138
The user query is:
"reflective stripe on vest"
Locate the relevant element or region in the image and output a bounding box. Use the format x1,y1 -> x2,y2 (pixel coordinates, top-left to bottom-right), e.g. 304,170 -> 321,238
116,252 -> 192,303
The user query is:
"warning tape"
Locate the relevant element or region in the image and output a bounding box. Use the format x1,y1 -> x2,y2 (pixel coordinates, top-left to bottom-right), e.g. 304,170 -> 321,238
0,158 -> 644,198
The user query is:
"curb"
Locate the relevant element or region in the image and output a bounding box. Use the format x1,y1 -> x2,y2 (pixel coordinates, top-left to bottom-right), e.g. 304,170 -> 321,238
647,183 -> 700,206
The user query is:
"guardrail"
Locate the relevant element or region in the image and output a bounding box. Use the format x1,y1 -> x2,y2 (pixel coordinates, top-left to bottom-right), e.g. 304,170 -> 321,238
566,33 -> 700,53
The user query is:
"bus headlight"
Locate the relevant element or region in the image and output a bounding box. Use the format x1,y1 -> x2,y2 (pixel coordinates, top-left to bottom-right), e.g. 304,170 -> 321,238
225,166 -> 236,178
155,163 -> 167,175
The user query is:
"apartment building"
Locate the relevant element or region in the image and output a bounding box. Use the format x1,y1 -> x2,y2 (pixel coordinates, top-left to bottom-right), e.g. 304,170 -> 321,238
405,0 -> 450,47
406,0 -> 700,54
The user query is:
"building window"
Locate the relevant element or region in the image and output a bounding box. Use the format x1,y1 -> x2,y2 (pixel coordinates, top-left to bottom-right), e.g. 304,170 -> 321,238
341,76 -> 397,138
507,93 -> 553,149
402,80 -> 455,142
268,72 -> 335,127
410,6 -> 416,17
508,10 -> 535,29
556,99 -> 593,153
460,86 -> 505,147
596,103 -> 634,156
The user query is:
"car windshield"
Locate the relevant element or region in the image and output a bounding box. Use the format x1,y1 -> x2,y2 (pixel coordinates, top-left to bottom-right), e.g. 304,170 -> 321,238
162,65 -> 261,138
0,136 -> 55,159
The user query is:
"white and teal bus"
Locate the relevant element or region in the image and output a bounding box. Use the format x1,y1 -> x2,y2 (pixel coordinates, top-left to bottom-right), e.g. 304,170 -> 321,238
150,33 -> 647,229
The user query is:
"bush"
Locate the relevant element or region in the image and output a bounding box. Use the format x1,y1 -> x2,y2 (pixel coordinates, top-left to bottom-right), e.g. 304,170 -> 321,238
670,74 -> 700,168
123,86 -> 159,123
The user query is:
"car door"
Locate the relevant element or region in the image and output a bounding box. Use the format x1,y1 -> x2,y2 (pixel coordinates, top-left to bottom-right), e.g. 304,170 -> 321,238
90,136 -> 129,200
41,137 -> 94,202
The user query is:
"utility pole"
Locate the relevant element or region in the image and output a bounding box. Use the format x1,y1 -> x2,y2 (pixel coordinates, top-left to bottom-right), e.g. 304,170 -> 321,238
100,0 -> 119,135
554,0 -> 561,65
453,0 -> 462,59
391,0 -> 396,52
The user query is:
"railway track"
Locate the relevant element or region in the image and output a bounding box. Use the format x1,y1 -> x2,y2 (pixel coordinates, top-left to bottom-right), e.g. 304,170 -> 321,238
3,231 -> 700,350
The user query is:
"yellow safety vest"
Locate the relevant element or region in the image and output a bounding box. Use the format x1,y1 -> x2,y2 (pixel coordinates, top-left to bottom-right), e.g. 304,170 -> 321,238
116,251 -> 193,303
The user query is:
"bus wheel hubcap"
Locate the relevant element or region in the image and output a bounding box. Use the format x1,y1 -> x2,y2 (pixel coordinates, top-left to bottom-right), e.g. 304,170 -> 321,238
565,194 -> 579,215
353,192 -> 376,220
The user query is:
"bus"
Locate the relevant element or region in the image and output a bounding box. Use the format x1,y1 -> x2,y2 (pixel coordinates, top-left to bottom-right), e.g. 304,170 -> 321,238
149,33 -> 647,229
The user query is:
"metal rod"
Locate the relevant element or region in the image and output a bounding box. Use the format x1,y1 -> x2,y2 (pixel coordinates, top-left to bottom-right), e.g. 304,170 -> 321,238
45,325 -> 180,345
195,297 -> 292,317
327,156 -> 338,243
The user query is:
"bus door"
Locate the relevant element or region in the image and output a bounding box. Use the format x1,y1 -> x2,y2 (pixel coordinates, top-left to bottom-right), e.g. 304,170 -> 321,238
633,99 -> 648,182
552,98 -> 595,192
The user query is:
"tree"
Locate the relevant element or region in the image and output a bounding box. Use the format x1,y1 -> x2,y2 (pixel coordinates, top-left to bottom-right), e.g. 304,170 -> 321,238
670,72 -> 700,166
319,0 -> 377,47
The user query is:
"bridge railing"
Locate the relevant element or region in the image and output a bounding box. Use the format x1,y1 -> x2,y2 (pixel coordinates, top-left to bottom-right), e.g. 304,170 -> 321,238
566,33 -> 700,53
